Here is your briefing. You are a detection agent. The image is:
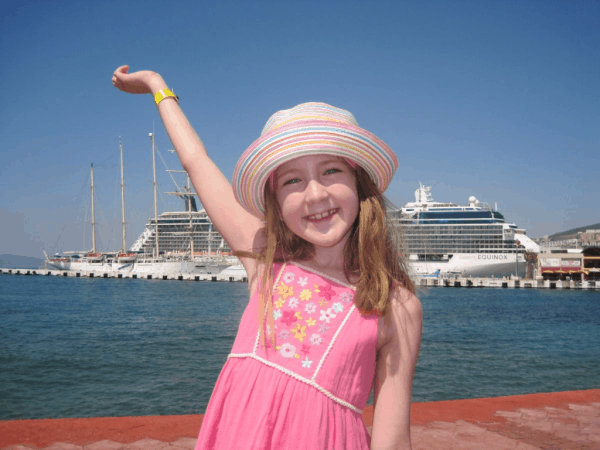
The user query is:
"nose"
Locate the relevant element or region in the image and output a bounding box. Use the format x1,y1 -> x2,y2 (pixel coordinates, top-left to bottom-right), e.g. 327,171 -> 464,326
305,179 -> 329,204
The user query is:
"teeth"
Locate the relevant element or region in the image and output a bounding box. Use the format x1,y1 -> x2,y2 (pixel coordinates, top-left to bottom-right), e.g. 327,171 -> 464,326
308,209 -> 335,220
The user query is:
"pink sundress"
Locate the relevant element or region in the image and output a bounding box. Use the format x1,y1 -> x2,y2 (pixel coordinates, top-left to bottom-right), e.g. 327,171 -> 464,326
195,262 -> 379,449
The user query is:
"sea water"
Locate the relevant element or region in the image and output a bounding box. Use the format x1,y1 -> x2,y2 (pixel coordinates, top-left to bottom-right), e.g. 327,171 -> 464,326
1,275 -> 598,420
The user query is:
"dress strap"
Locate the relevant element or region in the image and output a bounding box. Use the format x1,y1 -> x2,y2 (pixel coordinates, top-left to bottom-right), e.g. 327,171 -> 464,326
272,262 -> 287,288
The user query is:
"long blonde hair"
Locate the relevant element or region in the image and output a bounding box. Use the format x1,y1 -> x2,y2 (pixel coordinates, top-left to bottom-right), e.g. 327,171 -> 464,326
236,166 -> 414,344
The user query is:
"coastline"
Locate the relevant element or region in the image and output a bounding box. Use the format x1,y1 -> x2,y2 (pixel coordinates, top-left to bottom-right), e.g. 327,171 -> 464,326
2,389 -> 599,449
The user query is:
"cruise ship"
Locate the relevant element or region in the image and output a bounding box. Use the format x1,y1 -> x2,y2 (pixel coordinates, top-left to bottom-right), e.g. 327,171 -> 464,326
390,184 -> 539,277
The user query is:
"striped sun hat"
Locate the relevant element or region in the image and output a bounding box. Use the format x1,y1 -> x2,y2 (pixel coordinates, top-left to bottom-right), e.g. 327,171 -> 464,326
233,102 -> 398,218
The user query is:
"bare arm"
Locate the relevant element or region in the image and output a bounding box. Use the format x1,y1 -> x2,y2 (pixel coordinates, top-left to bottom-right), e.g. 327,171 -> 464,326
371,288 -> 423,450
112,66 -> 265,280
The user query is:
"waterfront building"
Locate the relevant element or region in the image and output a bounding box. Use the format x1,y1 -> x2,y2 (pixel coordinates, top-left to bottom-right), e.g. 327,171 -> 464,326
580,229 -> 600,245
538,247 -> 600,281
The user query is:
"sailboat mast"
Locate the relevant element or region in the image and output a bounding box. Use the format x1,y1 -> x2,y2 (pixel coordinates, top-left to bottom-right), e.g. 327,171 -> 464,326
120,137 -> 126,253
150,133 -> 159,257
90,163 -> 96,253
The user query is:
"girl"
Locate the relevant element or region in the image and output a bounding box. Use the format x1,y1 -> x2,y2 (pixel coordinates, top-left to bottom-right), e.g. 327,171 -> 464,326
112,65 -> 422,450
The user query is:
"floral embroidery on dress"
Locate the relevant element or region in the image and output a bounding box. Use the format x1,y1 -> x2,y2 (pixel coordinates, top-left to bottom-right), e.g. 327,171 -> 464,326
282,272 -> 295,284
332,302 -> 344,313
318,284 -> 336,301
278,284 -> 294,299
339,291 -> 353,304
279,342 -> 296,358
268,265 -> 355,371
318,323 -> 330,333
275,298 -> 285,308
299,289 -> 312,301
281,310 -> 298,326
310,333 -> 323,346
291,324 -> 307,342
300,342 -> 311,355
279,329 -> 290,340
320,308 -> 337,323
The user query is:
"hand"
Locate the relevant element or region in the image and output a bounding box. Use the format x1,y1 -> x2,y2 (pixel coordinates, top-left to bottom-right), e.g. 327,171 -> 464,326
112,65 -> 166,95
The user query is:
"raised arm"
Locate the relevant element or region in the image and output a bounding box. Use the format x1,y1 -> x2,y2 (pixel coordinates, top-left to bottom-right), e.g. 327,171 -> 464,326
371,288 -> 423,450
112,66 -> 265,278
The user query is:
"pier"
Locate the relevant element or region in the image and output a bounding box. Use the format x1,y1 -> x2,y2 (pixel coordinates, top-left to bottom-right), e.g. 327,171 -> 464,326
0,268 -> 248,282
416,276 -> 600,290
3,268 -> 600,289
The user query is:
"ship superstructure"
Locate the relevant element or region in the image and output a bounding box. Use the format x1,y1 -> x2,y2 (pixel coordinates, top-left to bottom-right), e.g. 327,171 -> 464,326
390,184 -> 539,277
129,206 -> 230,257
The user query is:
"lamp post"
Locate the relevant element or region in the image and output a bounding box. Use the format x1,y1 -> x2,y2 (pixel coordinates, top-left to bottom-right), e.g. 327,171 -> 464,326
515,239 -> 521,278
150,132 -> 158,258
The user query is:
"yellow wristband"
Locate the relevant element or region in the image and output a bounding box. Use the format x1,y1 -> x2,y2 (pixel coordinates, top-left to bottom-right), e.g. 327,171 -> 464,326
154,89 -> 179,106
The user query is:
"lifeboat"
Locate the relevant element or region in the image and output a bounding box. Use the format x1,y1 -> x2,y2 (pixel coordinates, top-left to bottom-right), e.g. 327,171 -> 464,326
86,253 -> 104,262
118,252 -> 137,262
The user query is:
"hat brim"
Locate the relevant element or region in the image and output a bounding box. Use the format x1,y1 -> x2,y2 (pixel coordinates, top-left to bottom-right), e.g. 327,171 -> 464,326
233,119 -> 398,218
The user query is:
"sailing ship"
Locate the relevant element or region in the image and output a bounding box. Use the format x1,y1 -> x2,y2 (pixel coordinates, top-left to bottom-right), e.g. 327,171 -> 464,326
44,135 -> 238,276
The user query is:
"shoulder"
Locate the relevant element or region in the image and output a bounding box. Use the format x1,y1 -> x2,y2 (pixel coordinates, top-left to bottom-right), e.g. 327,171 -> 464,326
378,286 -> 422,349
390,285 -> 422,322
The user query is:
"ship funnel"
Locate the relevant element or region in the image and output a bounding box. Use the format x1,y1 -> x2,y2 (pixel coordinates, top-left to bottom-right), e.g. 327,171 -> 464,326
182,194 -> 198,212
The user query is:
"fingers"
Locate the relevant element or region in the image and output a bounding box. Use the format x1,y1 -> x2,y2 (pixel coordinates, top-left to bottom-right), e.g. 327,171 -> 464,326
111,66 -> 158,94
112,65 -> 129,90
112,73 -> 123,90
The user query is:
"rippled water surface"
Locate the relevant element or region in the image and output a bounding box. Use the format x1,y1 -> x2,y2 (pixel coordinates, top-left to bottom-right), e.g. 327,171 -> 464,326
1,275 -> 598,419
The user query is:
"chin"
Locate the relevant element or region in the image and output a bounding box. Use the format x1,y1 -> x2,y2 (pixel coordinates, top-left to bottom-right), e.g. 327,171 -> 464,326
303,229 -> 351,249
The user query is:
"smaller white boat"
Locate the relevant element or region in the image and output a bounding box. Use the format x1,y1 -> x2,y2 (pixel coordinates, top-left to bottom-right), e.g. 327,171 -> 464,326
117,252 -> 138,263
86,253 -> 104,262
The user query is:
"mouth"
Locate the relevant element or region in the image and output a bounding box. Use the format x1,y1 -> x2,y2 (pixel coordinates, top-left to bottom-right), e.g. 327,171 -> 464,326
305,208 -> 338,222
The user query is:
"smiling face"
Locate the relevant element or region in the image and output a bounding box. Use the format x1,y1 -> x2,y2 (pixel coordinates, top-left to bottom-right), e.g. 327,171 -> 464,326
274,154 -> 359,252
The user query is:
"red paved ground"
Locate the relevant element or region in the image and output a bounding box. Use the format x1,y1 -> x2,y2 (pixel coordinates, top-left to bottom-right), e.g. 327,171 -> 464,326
2,389 -> 599,449
0,415 -> 203,449
407,389 -> 600,425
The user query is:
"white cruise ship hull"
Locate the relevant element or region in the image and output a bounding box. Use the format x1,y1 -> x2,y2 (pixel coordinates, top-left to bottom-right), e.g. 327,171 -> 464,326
46,259 -> 234,276
410,253 -> 526,278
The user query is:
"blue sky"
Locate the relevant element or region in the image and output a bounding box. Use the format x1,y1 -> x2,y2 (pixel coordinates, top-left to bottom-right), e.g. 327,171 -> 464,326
1,0 -> 598,258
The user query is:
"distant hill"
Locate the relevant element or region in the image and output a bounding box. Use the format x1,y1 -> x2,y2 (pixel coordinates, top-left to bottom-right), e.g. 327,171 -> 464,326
0,254 -> 44,269
548,223 -> 600,241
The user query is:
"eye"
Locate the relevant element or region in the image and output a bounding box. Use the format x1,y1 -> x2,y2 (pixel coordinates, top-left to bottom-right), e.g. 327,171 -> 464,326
324,168 -> 342,175
282,177 -> 301,186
